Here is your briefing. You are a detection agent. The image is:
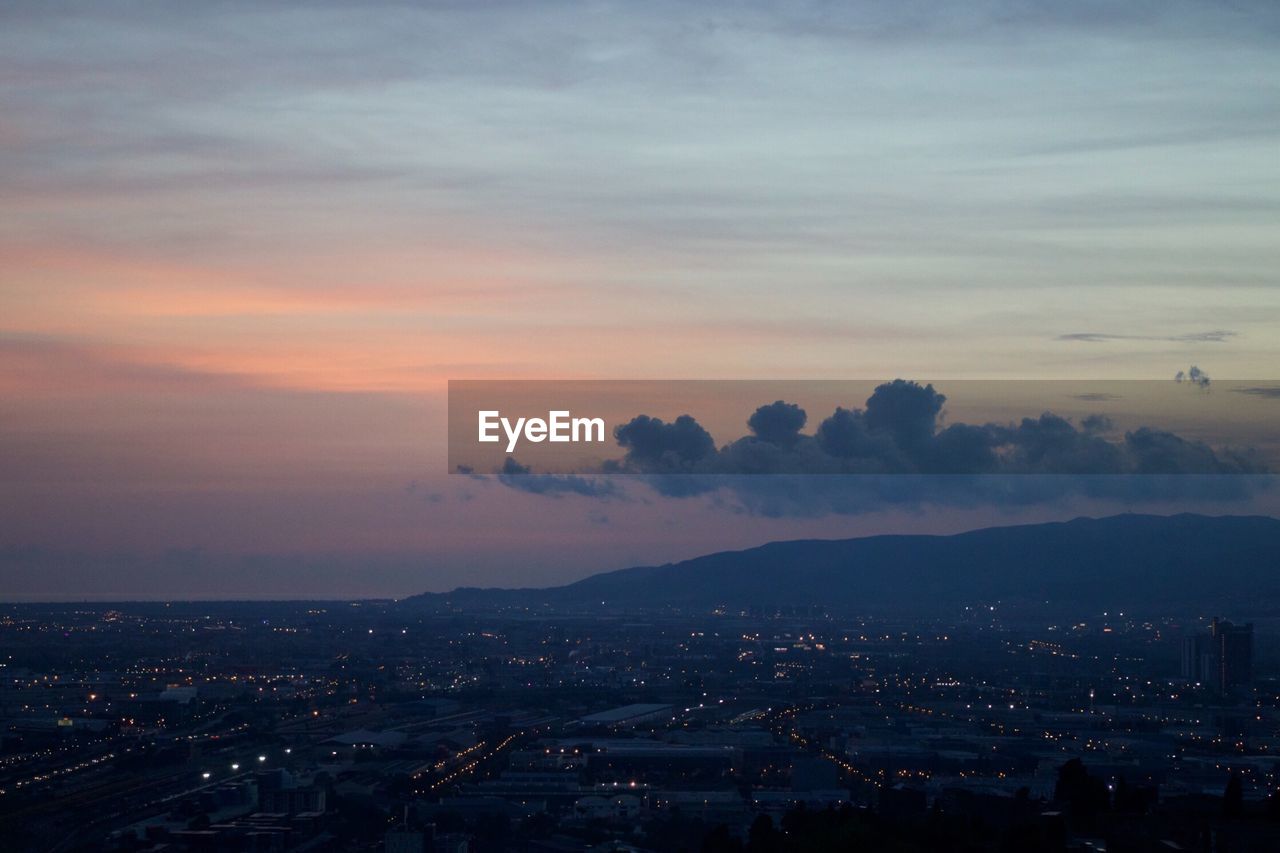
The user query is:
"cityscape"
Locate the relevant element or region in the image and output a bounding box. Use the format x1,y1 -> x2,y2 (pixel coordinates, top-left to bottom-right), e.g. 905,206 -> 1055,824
5,2 -> 1280,852
3,569 -> 1279,851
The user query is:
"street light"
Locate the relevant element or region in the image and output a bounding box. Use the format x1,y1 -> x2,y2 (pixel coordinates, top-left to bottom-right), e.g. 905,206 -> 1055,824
231,763 -> 240,771
257,755 -> 266,763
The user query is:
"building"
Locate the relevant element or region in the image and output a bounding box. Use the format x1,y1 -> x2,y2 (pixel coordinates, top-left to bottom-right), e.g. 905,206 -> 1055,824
1212,617 -> 1254,691
575,703 -> 674,729
1182,617 -> 1253,691
256,768 -> 327,814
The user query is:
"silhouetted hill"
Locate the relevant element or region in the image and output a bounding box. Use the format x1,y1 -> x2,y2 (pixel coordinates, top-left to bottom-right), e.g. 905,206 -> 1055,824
405,514 -> 1280,613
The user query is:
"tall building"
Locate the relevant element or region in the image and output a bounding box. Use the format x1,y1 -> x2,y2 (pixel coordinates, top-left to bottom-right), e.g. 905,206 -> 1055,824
1181,633 -> 1213,682
1182,617 -> 1253,691
1212,617 -> 1254,692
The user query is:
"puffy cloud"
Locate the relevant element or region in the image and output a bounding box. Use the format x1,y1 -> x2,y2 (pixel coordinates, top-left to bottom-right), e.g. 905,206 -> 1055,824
747,400 -> 807,447
1175,365 -> 1211,388
602,381 -> 1263,478
1081,413 -> 1114,432
492,379 -> 1272,515
863,380 -> 946,454
612,414 -> 716,472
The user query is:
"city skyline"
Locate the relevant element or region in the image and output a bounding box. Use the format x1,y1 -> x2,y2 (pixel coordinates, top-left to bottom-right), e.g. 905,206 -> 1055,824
4,6 -> 1280,850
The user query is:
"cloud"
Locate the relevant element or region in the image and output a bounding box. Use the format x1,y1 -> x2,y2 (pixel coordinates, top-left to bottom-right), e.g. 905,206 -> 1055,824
493,379 -> 1272,516
863,380 -> 947,454
1233,385 -> 1280,399
1058,330 -> 1236,343
602,381 -> 1261,478
611,414 -> 717,472
487,456 -> 620,498
747,400 -> 807,447
1175,365 -> 1211,388
1080,413 -> 1113,433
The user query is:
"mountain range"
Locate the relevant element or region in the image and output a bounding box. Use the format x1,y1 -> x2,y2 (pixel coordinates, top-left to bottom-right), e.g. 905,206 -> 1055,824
405,514 -> 1280,613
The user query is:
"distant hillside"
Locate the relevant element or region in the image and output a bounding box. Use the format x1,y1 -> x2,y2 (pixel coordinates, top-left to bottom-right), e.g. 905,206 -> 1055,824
404,514 -> 1280,613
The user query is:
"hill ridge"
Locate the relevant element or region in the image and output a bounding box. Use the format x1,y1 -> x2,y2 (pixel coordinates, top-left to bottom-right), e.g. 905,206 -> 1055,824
404,513 -> 1280,612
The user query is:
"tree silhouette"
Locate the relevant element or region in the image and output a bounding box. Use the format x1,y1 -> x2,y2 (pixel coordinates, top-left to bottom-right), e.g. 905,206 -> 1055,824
701,823 -> 742,853
1054,758 -> 1109,820
1223,772 -> 1244,819
746,814 -> 779,853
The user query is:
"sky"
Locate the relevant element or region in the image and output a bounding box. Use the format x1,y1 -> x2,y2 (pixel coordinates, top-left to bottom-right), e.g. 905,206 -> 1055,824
2,1 -> 1279,599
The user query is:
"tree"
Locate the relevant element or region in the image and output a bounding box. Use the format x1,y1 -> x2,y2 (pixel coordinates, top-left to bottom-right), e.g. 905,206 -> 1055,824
1223,772 -> 1244,819
747,814 -> 778,853
701,823 -> 742,853
1054,758 -> 1109,819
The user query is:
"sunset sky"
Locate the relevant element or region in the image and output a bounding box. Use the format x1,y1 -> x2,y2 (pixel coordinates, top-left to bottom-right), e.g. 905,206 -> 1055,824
2,1 -> 1279,599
